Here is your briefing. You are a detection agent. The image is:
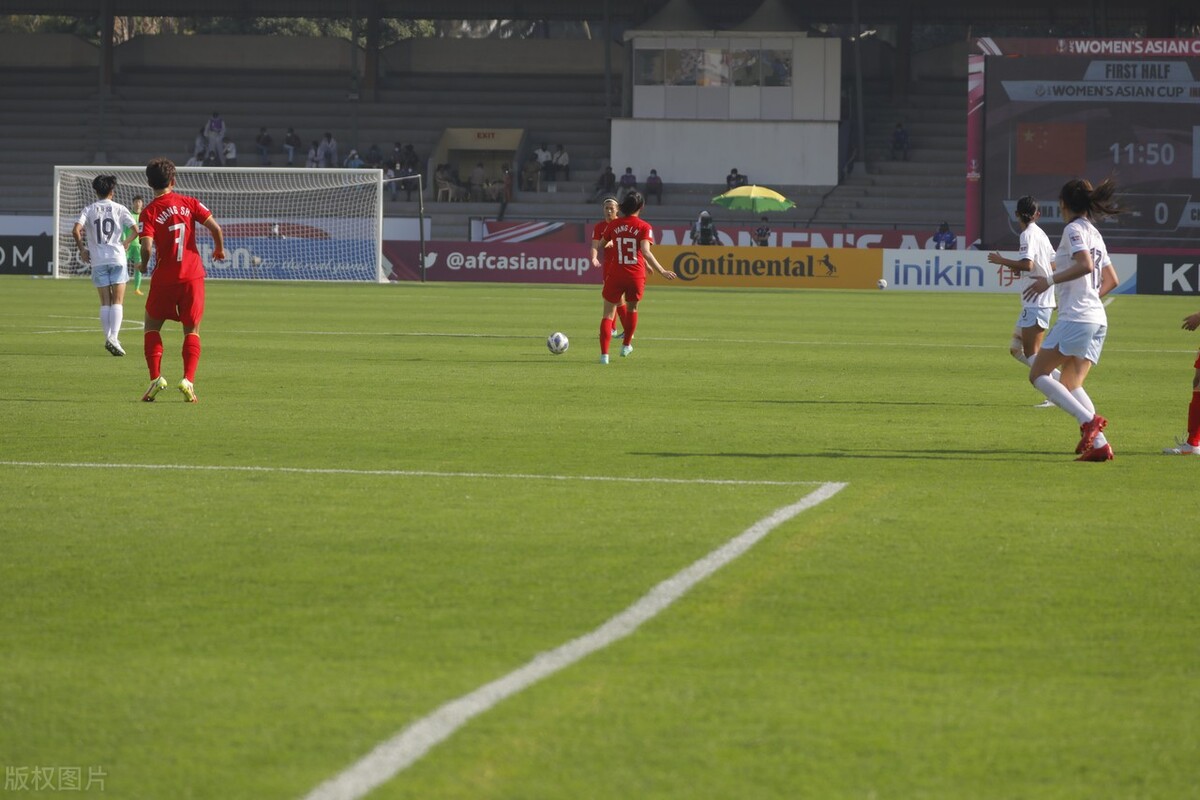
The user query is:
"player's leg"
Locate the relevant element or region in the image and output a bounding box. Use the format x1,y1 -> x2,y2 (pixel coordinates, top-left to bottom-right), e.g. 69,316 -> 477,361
1029,345 -> 1090,421
93,267 -> 114,352
1018,320 -> 1057,406
599,297 -> 617,363
96,285 -> 112,350
1164,356 -> 1200,454
1187,363 -> 1200,448
1161,352 -> 1200,453
621,285 -> 645,356
1063,356 -> 1111,459
614,303 -> 630,338
1055,323 -> 1112,457
140,279 -> 172,400
140,313 -> 168,400
108,279 -> 127,352
177,280 -> 205,402
1020,325 -> 1044,361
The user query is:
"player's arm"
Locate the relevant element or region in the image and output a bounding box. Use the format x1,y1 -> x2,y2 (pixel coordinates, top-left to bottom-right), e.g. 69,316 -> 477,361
590,237 -> 602,268
201,215 -> 226,261
1183,312 -> 1200,331
1098,263 -> 1119,298
1025,247 -> 1092,301
138,232 -> 152,273
640,239 -> 675,280
987,252 -> 1031,272
71,222 -> 90,264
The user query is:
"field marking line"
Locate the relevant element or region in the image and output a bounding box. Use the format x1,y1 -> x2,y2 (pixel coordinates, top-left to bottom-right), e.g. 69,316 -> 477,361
0,460 -> 827,487
300,481 -> 847,800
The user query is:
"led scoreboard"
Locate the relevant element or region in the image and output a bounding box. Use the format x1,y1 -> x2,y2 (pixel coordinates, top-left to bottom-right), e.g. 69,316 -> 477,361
973,39 -> 1200,249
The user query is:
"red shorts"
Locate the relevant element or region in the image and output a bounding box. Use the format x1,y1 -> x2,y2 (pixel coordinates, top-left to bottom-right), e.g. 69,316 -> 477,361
1193,348 -> 1200,370
146,278 -> 205,327
602,273 -> 644,305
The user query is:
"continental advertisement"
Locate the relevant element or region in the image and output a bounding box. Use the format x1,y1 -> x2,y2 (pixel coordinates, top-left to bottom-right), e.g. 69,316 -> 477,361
652,246 -> 882,289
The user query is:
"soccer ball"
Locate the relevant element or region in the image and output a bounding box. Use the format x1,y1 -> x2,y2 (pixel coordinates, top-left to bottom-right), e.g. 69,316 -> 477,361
877,278 -> 888,290
547,332 -> 569,354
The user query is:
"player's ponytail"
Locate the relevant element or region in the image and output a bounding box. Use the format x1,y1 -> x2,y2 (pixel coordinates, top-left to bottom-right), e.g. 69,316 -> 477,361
1015,195 -> 1038,224
1060,177 -> 1126,219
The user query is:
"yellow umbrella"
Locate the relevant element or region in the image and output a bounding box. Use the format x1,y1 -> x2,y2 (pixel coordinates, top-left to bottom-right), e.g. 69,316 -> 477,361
711,185 -> 796,213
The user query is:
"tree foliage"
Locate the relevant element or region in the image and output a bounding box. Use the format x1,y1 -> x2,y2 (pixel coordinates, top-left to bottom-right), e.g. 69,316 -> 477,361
0,14 -> 436,46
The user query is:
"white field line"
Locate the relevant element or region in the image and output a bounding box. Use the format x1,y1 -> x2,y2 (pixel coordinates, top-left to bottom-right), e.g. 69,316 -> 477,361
0,460 -> 827,487
300,481 -> 847,800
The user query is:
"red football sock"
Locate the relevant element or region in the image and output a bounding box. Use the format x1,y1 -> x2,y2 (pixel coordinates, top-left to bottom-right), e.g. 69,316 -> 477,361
182,333 -> 201,382
1187,390 -> 1200,446
599,317 -> 614,355
616,304 -> 630,330
624,310 -> 638,345
144,331 -> 163,379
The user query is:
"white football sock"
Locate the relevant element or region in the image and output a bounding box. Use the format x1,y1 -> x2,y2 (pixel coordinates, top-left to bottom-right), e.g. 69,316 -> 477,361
1093,432 -> 1109,448
99,304 -> 111,338
1070,387 -> 1096,416
1033,375 -> 1092,423
109,303 -> 123,340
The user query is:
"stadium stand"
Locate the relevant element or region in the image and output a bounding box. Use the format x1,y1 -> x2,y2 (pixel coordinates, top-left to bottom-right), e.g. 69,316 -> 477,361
0,36 -> 967,240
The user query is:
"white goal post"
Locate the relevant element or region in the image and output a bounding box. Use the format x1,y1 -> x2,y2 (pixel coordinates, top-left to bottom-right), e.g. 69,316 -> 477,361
53,166 -> 385,282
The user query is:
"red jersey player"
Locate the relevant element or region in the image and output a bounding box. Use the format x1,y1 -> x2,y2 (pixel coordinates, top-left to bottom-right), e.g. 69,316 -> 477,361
598,190 -> 676,364
137,157 -> 226,402
589,197 -> 631,337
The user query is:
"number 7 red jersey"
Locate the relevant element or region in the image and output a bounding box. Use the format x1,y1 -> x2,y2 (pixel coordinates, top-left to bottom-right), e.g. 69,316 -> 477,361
139,191 -> 213,285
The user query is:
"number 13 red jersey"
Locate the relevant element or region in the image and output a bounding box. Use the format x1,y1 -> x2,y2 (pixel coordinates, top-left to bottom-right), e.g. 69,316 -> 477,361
603,216 -> 655,279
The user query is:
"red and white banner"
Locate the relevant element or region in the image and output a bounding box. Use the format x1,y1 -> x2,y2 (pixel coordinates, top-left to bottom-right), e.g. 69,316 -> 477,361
473,219 -> 963,250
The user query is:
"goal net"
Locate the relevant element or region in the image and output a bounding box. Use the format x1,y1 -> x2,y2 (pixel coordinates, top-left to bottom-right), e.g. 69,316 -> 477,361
53,166 -> 385,282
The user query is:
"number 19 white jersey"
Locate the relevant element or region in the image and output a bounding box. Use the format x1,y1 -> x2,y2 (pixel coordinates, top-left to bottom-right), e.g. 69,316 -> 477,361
77,199 -> 135,268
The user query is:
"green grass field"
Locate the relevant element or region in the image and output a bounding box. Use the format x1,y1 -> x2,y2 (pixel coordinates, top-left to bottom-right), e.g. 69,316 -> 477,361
1,277 -> 1197,799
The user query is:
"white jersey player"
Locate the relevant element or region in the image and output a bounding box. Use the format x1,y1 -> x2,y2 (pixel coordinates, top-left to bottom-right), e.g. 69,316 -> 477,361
988,196 -> 1058,370
1022,178 -> 1124,462
72,174 -> 136,357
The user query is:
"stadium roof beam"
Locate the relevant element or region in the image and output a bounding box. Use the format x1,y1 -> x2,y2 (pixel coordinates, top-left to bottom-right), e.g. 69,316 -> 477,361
0,0 -> 1187,33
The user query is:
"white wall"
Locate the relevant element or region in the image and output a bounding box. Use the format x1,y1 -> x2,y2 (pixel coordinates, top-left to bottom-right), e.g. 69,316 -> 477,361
610,119 -> 839,185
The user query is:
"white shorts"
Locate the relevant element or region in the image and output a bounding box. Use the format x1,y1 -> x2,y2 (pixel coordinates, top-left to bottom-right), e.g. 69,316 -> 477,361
1044,320 -> 1106,364
90,262 -> 129,288
1016,306 -> 1053,331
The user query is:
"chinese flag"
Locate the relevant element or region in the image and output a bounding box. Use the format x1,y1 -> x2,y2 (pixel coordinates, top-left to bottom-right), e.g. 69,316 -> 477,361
1015,122 -> 1087,176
